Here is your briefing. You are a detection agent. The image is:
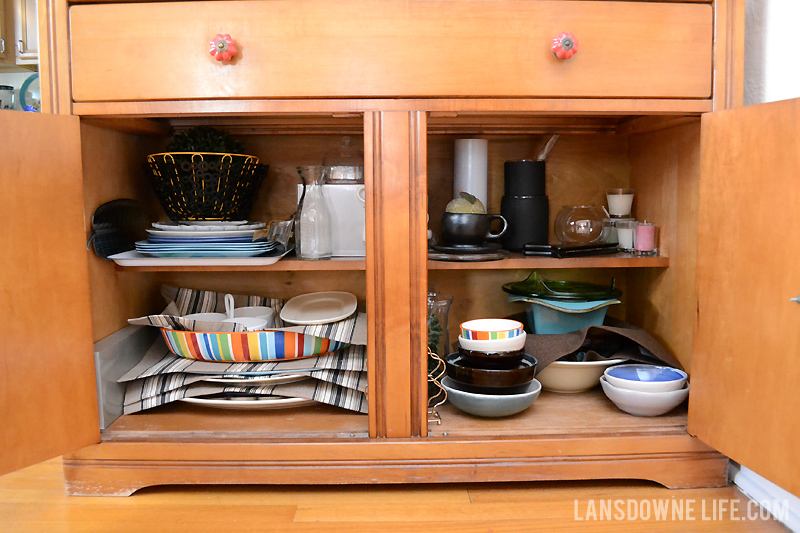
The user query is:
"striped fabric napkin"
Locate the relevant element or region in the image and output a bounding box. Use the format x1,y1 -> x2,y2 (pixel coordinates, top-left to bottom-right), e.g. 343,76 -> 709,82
123,378 -> 368,415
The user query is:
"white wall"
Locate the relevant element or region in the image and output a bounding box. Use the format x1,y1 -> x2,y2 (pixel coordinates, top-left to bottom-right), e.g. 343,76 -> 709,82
745,0 -> 800,104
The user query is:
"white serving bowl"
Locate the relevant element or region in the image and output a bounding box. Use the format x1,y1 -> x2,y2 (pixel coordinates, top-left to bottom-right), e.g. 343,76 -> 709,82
604,364 -> 688,393
599,376 -> 689,416
441,376 -> 541,418
536,358 -> 625,393
458,332 -> 526,352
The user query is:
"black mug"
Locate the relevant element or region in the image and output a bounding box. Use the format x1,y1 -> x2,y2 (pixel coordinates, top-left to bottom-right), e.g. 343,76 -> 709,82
441,213 -> 508,246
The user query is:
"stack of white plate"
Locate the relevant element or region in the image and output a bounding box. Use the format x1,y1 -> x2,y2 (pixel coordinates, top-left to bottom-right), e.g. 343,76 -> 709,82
138,221 -> 276,258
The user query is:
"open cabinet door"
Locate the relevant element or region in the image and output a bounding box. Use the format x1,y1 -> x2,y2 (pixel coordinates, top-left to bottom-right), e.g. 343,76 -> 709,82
0,111 -> 99,475
690,98 -> 800,497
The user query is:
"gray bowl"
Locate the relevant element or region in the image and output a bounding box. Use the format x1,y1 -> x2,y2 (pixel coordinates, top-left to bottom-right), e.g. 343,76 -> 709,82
441,376 -> 541,418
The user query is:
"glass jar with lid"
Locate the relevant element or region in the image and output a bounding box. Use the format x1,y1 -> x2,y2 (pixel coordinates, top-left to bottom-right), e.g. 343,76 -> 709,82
323,136 -> 364,184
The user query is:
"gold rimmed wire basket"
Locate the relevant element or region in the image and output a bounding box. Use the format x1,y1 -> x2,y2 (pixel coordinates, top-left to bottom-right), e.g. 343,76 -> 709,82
146,152 -> 268,221
427,347 -> 447,425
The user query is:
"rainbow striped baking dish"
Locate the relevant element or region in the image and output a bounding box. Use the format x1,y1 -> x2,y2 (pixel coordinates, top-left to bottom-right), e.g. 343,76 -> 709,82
160,328 -> 348,362
460,318 -> 524,341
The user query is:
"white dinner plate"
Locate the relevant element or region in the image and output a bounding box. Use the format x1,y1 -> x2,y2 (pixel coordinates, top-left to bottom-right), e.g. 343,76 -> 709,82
108,250 -> 287,267
181,396 -> 316,410
203,374 -> 308,385
280,291 -> 358,325
135,242 -> 275,252
152,221 -> 266,231
147,228 -> 258,238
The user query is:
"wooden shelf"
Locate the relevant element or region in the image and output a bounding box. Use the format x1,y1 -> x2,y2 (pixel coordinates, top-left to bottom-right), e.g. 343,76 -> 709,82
114,256 -> 366,272
430,388 -> 687,438
428,252 -> 669,270
101,403 -> 370,442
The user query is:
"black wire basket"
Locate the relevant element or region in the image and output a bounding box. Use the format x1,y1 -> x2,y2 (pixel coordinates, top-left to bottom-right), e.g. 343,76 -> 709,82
146,152 -> 268,221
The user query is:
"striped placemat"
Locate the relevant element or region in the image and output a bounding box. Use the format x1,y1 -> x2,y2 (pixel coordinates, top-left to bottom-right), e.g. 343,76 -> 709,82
124,376 -> 367,414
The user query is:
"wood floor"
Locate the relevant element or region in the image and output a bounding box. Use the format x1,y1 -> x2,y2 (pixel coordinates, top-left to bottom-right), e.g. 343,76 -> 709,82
0,457 -> 789,532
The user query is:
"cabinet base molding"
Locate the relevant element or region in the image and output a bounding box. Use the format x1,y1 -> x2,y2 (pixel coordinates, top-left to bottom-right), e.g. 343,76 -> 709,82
63,437 -> 728,497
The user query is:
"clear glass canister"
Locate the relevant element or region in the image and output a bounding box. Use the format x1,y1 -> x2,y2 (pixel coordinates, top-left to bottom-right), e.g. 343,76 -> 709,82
295,166 -> 333,260
427,291 -> 454,400
323,136 -> 364,184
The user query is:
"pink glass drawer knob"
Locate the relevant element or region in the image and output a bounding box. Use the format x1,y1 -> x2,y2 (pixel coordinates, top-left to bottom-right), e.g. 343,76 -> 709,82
210,34 -> 237,62
552,32 -> 578,59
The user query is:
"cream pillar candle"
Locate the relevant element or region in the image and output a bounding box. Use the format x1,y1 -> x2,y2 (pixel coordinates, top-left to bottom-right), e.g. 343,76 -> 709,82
454,139 -> 489,207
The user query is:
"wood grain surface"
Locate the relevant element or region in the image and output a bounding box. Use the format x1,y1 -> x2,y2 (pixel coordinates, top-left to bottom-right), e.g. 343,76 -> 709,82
0,457 -> 788,532
69,0 -> 712,101
0,112 -> 99,475
690,98 -> 800,498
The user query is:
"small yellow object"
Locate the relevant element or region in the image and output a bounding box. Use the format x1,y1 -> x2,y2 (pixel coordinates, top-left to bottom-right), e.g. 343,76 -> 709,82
446,192 -> 485,214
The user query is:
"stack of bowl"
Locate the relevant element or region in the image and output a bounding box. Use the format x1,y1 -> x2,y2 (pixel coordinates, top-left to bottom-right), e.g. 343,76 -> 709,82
503,271 -> 626,393
441,318 -> 541,417
502,271 -> 622,335
600,364 -> 689,416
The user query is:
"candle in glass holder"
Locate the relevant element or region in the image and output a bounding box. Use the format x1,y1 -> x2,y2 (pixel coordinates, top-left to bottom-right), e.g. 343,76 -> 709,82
606,188 -> 635,217
616,219 -> 637,252
635,222 -> 658,256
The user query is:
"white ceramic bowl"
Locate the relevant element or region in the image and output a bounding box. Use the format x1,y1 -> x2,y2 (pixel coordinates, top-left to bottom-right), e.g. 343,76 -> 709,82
536,359 -> 625,393
600,376 -> 689,416
458,332 -> 526,352
182,312 -> 227,322
233,306 -> 275,327
460,318 -> 524,341
441,376 -> 541,418
604,364 -> 688,393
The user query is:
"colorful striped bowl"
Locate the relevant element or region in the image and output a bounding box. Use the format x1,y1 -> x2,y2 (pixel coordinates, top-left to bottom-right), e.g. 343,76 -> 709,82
160,328 -> 348,362
460,318 -> 524,341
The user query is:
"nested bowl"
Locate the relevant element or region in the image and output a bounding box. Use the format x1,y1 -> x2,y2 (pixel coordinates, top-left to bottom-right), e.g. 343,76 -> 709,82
460,318 -> 524,340
441,376 -> 542,417
604,364 -> 688,393
446,352 -> 537,394
600,376 -> 690,416
457,346 -> 525,369
458,331 -> 527,352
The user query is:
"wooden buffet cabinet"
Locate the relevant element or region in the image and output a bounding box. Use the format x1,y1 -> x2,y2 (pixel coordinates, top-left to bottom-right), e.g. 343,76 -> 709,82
11,0 -> 800,498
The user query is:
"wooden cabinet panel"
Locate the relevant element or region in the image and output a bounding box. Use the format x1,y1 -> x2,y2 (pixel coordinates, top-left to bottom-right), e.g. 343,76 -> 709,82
690,98 -> 800,498
0,111 -> 99,475
70,0 -> 712,102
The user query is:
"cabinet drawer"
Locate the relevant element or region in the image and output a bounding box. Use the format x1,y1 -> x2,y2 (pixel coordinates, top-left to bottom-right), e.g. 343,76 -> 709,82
70,0 -> 712,102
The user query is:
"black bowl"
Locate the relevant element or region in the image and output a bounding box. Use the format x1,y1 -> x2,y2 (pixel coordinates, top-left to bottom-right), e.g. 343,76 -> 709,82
457,346 -> 525,369
446,352 -> 537,394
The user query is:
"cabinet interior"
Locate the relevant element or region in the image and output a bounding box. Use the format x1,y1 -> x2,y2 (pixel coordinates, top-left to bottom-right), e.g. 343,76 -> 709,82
81,112 -> 700,441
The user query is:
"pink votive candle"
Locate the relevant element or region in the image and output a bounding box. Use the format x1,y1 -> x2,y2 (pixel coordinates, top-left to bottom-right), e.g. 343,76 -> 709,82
635,222 -> 658,256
